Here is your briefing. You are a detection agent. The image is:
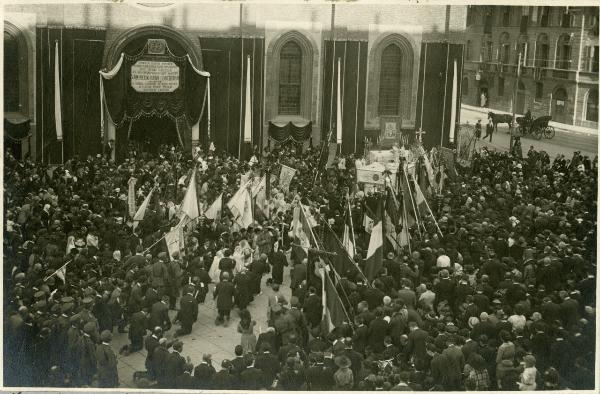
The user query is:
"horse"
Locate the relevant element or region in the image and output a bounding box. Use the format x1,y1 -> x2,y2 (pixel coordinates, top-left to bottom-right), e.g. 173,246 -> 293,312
488,111 -> 513,132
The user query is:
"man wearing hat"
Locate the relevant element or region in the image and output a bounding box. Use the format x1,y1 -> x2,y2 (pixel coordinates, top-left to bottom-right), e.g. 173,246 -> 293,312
97,330 -> 119,387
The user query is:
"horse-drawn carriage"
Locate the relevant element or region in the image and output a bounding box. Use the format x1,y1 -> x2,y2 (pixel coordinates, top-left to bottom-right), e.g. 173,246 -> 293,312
516,115 -> 555,140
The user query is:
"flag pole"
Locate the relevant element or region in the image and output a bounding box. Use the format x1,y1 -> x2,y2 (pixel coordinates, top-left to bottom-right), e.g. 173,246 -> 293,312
412,174 -> 444,237
402,168 -> 423,238
43,259 -> 72,282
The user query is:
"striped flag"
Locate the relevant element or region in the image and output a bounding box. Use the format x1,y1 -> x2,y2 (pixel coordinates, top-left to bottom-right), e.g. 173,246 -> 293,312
413,176 -> 428,216
364,200 -> 383,283
321,265 -> 346,332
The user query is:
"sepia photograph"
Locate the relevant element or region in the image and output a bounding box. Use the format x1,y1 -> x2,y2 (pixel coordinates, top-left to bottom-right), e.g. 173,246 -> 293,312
2,0 -> 598,391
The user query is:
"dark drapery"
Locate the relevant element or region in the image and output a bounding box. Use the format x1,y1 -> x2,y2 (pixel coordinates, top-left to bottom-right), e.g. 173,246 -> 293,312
268,121 -> 312,143
102,42 -> 209,130
36,28 -> 106,163
4,118 -> 31,140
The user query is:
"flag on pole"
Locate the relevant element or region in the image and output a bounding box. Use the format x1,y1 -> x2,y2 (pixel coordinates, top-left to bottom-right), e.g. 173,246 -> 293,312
133,187 -> 155,231
290,204 -> 312,260
253,176 -> 269,218
243,56 -> 252,143
384,185 -> 400,252
56,265 -> 67,283
227,184 -> 254,228
165,226 -> 182,261
279,165 -> 296,193
336,58 -> 342,145
54,40 -> 63,141
342,214 -> 355,260
412,176 -> 428,216
321,266 -> 346,332
365,201 -> 383,283
180,169 -> 199,220
128,177 -> 137,218
204,193 -> 223,221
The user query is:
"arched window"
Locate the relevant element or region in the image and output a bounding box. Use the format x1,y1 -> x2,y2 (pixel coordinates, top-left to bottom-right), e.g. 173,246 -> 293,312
499,32 -> 511,63
535,33 -> 549,67
278,41 -> 302,115
378,44 -> 402,116
556,34 -> 572,70
4,31 -> 20,112
585,89 -> 598,122
462,77 -> 469,96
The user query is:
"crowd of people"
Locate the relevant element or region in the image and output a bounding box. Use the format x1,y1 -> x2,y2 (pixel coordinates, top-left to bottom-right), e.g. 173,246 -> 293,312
3,136 -> 597,390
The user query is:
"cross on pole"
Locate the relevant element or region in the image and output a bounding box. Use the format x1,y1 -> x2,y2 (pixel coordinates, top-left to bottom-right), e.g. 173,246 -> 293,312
415,128 -> 426,144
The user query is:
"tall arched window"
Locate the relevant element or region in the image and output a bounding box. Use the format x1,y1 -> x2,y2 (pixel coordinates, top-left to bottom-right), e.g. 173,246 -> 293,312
278,41 -> 302,115
499,32 -> 511,63
4,31 -> 20,112
556,34 -> 572,70
378,44 -> 402,116
535,33 -> 549,67
585,89 -> 598,122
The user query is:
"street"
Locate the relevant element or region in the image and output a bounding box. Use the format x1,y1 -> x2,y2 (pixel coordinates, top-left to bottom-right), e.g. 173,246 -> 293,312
460,106 -> 598,159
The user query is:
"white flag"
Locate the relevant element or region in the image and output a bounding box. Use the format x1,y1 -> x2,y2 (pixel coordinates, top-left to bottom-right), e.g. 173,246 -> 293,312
179,169 -> 199,220
165,227 -> 181,261
133,187 -> 154,231
204,194 -> 223,220
54,40 -> 63,141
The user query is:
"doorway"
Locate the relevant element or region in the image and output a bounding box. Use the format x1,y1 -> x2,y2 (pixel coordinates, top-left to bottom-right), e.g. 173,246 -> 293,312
129,115 -> 181,154
516,81 -> 527,115
552,88 -> 568,123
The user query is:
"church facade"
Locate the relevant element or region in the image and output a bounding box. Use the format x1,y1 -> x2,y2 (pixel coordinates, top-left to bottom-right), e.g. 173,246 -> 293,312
4,2 -> 466,162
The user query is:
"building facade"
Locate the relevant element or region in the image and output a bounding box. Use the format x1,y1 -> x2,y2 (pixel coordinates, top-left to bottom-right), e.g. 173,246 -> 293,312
462,6 -> 598,129
4,2 -> 466,162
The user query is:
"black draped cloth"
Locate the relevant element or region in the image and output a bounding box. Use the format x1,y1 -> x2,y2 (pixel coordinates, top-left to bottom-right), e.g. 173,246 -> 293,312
102,43 -> 208,130
268,121 -> 312,143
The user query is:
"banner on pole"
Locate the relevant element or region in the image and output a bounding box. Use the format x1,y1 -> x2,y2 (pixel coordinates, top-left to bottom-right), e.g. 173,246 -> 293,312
128,177 -> 137,218
279,165 -> 296,193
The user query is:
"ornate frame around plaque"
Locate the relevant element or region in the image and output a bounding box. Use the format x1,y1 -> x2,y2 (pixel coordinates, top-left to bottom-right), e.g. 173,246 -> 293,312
147,39 -> 167,55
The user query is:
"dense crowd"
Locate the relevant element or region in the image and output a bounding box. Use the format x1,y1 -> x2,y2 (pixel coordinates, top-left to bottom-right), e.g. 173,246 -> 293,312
3,139 -> 597,390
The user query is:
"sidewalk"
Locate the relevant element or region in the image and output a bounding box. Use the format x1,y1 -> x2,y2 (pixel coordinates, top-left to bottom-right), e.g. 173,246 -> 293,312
462,104 -> 598,136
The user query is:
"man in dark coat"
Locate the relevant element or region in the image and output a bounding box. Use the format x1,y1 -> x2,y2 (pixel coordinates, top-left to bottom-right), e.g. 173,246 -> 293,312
153,338 -> 170,388
367,308 -> 389,354
248,253 -> 270,295
212,360 -> 238,390
218,249 -> 236,279
290,259 -> 307,291
193,354 -> 216,389
175,363 -> 195,389
302,286 -> 322,328
239,355 -> 268,390
407,321 -> 429,369
255,326 -> 279,355
233,268 -> 253,310
96,330 -> 119,387
129,307 -> 149,352
352,316 -> 369,354
145,327 -> 162,380
164,340 -> 186,388
305,352 -> 335,390
175,286 -> 198,336
214,272 -> 235,326
254,343 -> 281,385
150,295 -> 171,331
268,243 -> 288,285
